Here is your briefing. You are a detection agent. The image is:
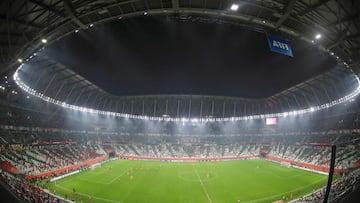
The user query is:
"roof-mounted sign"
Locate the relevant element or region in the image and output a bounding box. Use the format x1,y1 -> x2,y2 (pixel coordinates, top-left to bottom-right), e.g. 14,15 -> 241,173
267,34 -> 293,57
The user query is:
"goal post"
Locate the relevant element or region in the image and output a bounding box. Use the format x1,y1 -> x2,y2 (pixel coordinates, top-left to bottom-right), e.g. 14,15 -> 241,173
89,162 -> 102,170
280,162 -> 291,168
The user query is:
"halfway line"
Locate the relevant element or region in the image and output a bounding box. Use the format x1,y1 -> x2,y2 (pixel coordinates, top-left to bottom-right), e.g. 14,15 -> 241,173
192,164 -> 213,203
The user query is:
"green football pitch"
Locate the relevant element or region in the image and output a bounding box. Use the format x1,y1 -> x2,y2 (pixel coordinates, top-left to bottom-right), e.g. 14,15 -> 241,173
45,159 -> 328,203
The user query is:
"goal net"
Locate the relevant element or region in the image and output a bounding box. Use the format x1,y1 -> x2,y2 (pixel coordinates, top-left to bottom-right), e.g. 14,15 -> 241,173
280,162 -> 291,168
89,163 -> 101,170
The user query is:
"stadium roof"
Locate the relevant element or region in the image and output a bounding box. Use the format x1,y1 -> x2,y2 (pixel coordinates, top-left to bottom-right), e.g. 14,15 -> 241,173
1,0 -> 360,77
44,15 -> 338,98
3,0 -> 360,121
15,54 -> 359,120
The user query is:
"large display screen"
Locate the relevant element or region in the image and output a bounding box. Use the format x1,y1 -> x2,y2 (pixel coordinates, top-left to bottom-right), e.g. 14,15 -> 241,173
266,117 -> 277,125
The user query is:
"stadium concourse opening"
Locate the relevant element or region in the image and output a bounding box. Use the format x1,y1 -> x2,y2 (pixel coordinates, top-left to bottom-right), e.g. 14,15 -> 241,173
2,1 -> 360,203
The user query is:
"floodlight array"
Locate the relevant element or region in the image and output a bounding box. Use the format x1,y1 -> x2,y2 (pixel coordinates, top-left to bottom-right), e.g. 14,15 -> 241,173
13,64 -> 360,123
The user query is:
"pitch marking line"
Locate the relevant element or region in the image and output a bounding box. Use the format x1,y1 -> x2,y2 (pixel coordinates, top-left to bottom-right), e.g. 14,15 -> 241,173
107,169 -> 131,184
75,177 -> 108,185
55,184 -> 122,203
82,161 -> 134,185
106,162 -> 137,184
178,170 -> 219,182
242,177 -> 327,203
192,164 -> 213,203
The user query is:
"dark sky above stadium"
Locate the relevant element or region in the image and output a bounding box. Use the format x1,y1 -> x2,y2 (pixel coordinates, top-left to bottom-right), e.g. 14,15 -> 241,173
47,15 -> 337,98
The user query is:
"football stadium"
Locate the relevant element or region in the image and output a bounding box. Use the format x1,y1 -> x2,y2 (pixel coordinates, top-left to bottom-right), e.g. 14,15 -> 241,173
1,0 -> 360,203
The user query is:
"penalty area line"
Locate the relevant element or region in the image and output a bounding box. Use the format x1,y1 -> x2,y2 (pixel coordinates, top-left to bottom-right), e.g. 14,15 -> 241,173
192,164 -> 213,203
107,162 -> 135,184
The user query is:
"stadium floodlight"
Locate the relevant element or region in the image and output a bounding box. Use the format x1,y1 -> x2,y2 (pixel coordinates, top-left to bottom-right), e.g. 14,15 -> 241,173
315,34 -> 321,39
191,118 -> 199,123
230,4 -> 239,11
41,38 -> 47,44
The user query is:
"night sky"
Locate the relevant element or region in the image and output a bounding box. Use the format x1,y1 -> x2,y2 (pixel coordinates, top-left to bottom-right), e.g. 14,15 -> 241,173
46,15 -> 337,98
